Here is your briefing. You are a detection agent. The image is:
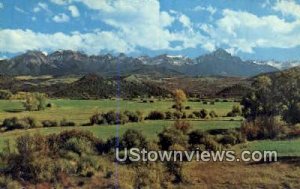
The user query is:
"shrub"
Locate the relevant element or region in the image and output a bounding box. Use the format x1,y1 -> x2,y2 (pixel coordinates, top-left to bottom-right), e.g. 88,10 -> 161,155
192,111 -> 201,118
283,102 -> 300,125
173,111 -> 183,119
60,119 -> 76,127
0,90 -> 12,100
209,110 -> 218,118
227,105 -> 242,117
172,104 -> 178,109
77,155 -> 100,177
199,109 -> 209,119
23,93 -> 47,111
64,138 -> 95,155
46,103 -> 53,108
165,111 -> 174,119
124,110 -> 142,122
185,106 -> 191,110
2,117 -> 38,130
158,127 -> 188,150
42,120 -> 58,127
210,101 -> 215,105
121,129 -> 148,149
188,130 -> 220,151
218,134 -> 238,146
146,111 -> 165,120
188,113 -> 195,119
173,120 -> 192,134
203,136 -> 220,151
90,113 -> 106,125
104,111 -> 129,125
203,101 -> 208,105
188,130 -> 207,146
241,116 -> 284,140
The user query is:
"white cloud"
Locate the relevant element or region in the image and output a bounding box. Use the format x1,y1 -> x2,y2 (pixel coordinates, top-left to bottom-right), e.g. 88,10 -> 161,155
205,8 -> 300,53
53,13 -> 70,23
68,5 -> 80,17
33,2 -> 50,13
0,2 -> 3,9
74,0 -> 207,51
50,0 -> 70,5
14,6 -> 27,14
273,0 -> 300,19
0,0 -> 210,54
0,29 -> 132,54
261,0 -> 271,8
193,5 -> 217,15
179,14 -> 192,28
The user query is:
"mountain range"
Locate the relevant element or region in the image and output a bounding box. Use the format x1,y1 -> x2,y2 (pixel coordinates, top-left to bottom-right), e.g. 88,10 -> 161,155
0,49 -> 279,77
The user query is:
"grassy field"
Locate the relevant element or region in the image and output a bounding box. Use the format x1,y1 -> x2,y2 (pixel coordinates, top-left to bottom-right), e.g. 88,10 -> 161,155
0,120 -> 241,151
0,99 -> 239,124
0,99 -> 299,157
235,138 -> 300,157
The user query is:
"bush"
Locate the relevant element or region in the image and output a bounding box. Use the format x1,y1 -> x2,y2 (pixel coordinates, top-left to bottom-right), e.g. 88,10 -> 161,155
146,111 -> 165,120
64,138 -> 95,155
209,110 -> 218,118
60,119 -> 76,127
2,117 -> 38,130
192,111 -> 201,118
188,130 -> 207,146
241,116 -> 284,140
199,109 -> 209,119
188,113 -> 195,119
77,155 -> 100,177
218,134 -> 238,146
210,101 -> 215,105
0,90 -> 12,100
171,104 -> 178,109
227,105 -> 242,117
158,127 -> 188,150
165,111 -> 174,119
185,106 -> 191,110
283,102 -> 300,125
42,120 -> 58,127
104,111 -> 129,125
23,93 -> 47,111
124,110 -> 143,122
173,111 -> 183,119
203,101 -> 208,105
188,130 -> 220,151
173,120 -> 192,134
121,129 -> 148,149
90,113 -> 106,125
46,103 -> 53,108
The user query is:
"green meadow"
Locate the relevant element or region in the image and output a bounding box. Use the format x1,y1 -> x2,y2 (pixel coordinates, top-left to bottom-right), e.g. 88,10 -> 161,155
0,99 -> 239,124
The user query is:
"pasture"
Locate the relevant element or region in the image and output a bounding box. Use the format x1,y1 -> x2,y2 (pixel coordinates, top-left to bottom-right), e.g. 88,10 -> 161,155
0,99 -> 299,157
0,99 -> 239,124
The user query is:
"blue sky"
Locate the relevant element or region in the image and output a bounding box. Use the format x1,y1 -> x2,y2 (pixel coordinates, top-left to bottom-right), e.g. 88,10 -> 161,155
0,0 -> 300,61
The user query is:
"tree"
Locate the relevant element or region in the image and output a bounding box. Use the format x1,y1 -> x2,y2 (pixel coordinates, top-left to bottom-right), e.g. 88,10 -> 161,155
241,72 -> 300,124
241,76 -> 281,120
23,93 -> 47,111
283,102 -> 300,125
173,89 -> 187,112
